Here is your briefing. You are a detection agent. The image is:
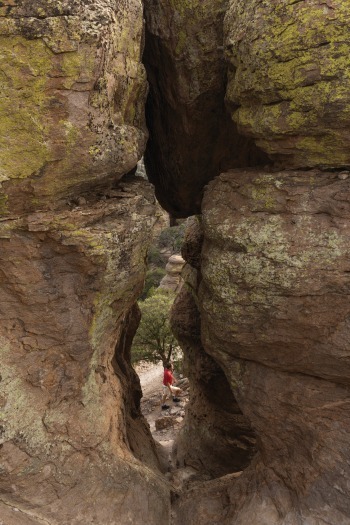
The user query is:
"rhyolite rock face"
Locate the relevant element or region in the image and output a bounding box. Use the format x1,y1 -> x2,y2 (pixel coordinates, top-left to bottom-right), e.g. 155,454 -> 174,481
0,0 -> 148,215
143,0 -> 268,217
172,284 -> 256,479
173,169 -> 350,524
0,1 -> 170,524
0,179 -> 170,525
2,0 -> 350,523
224,0 -> 350,168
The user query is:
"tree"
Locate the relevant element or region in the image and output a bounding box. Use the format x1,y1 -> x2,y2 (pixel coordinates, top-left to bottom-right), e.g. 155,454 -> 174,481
140,267 -> 166,300
131,290 -> 178,365
158,223 -> 186,254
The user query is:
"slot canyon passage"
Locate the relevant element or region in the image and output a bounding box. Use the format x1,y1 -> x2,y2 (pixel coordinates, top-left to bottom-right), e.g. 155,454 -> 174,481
1,0 -> 350,524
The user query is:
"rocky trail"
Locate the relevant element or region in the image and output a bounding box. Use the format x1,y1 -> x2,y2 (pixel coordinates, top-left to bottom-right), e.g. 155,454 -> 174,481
136,362 -> 189,472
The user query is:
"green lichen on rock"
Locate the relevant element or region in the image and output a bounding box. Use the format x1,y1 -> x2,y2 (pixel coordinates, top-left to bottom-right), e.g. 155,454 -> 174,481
0,337 -> 50,454
200,169 -> 350,381
225,0 -> 350,167
0,36 -> 53,187
0,0 -> 148,216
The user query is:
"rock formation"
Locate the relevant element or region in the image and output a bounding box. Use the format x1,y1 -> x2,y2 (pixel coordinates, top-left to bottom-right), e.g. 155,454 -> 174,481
173,169 -> 350,524
0,1 -> 170,524
144,0 -> 350,523
0,0 -> 148,214
172,283 -> 256,479
225,0 -> 350,168
143,0 -> 268,216
2,0 -> 350,523
159,254 -> 185,293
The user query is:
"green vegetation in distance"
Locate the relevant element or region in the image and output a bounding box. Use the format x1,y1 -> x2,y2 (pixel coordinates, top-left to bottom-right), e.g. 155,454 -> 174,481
146,223 -> 186,269
140,267 -> 166,300
158,223 -> 186,254
131,289 -> 179,366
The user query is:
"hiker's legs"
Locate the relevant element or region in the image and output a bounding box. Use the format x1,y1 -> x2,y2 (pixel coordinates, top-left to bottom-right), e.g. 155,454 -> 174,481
170,386 -> 181,396
161,385 -> 169,406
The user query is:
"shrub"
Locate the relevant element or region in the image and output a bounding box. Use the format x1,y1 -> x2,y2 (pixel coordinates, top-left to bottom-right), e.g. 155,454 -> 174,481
140,268 -> 166,300
131,289 -> 178,366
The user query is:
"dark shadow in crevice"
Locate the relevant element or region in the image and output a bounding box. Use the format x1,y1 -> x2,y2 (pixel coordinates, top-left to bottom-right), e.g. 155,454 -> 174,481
142,26 -> 271,219
171,286 -> 257,481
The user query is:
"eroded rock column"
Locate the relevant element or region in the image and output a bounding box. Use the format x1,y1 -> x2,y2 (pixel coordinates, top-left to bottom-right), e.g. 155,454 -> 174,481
0,1 -> 169,523
174,170 -> 350,524
171,217 -> 256,479
172,2 -> 350,521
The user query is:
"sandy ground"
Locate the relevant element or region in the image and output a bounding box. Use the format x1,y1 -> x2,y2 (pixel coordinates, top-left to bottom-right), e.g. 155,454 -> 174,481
136,363 -> 224,496
135,362 -> 188,464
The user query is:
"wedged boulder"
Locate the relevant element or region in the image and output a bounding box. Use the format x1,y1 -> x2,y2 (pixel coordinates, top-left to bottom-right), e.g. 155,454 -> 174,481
224,0 -> 350,168
0,178 -> 170,524
174,169 -> 350,523
143,0 -> 267,217
0,0 -> 148,215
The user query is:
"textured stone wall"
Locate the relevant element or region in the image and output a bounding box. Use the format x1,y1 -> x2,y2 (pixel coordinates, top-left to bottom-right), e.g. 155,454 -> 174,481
0,0 -> 148,214
0,180 -> 170,524
0,1 -> 170,523
173,169 -> 350,524
225,0 -> 350,168
156,2 -> 350,522
2,0 -> 350,523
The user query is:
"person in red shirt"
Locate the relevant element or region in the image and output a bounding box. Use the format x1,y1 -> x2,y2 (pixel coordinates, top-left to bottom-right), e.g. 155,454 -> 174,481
161,362 -> 181,410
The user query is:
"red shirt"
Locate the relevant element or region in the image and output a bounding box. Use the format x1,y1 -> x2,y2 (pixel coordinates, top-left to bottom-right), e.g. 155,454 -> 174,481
163,368 -> 174,386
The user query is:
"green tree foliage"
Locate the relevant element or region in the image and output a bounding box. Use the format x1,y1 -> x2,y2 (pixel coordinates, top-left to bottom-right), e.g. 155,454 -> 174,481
147,245 -> 165,268
140,268 -> 166,300
132,290 -> 178,365
158,223 -> 186,254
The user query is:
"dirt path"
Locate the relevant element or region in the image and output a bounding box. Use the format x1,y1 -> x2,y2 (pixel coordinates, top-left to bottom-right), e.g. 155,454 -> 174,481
137,361 -> 163,399
136,363 -> 212,503
135,362 -> 188,463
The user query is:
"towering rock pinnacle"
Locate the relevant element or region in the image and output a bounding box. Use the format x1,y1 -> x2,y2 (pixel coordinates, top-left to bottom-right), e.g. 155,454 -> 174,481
0,1 -> 170,523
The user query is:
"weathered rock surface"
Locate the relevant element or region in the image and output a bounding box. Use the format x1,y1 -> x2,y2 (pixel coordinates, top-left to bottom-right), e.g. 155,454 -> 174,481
172,284 -> 256,479
2,0 -> 350,522
143,0 -> 268,217
201,169 -> 350,383
0,1 -> 170,523
173,169 -> 350,524
0,179 -> 170,524
159,254 -> 185,293
225,0 -> 350,168
0,0 -> 148,215
171,218 -> 256,479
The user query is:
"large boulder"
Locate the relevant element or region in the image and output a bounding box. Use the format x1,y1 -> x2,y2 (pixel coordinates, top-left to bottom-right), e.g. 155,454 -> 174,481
159,254 -> 185,293
224,0 -> 350,168
0,1 -> 170,523
0,179 -> 169,524
0,0 -> 148,215
173,169 -> 350,524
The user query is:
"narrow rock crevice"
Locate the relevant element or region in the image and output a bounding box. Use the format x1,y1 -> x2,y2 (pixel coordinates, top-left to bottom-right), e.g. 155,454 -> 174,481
142,0 -> 270,218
